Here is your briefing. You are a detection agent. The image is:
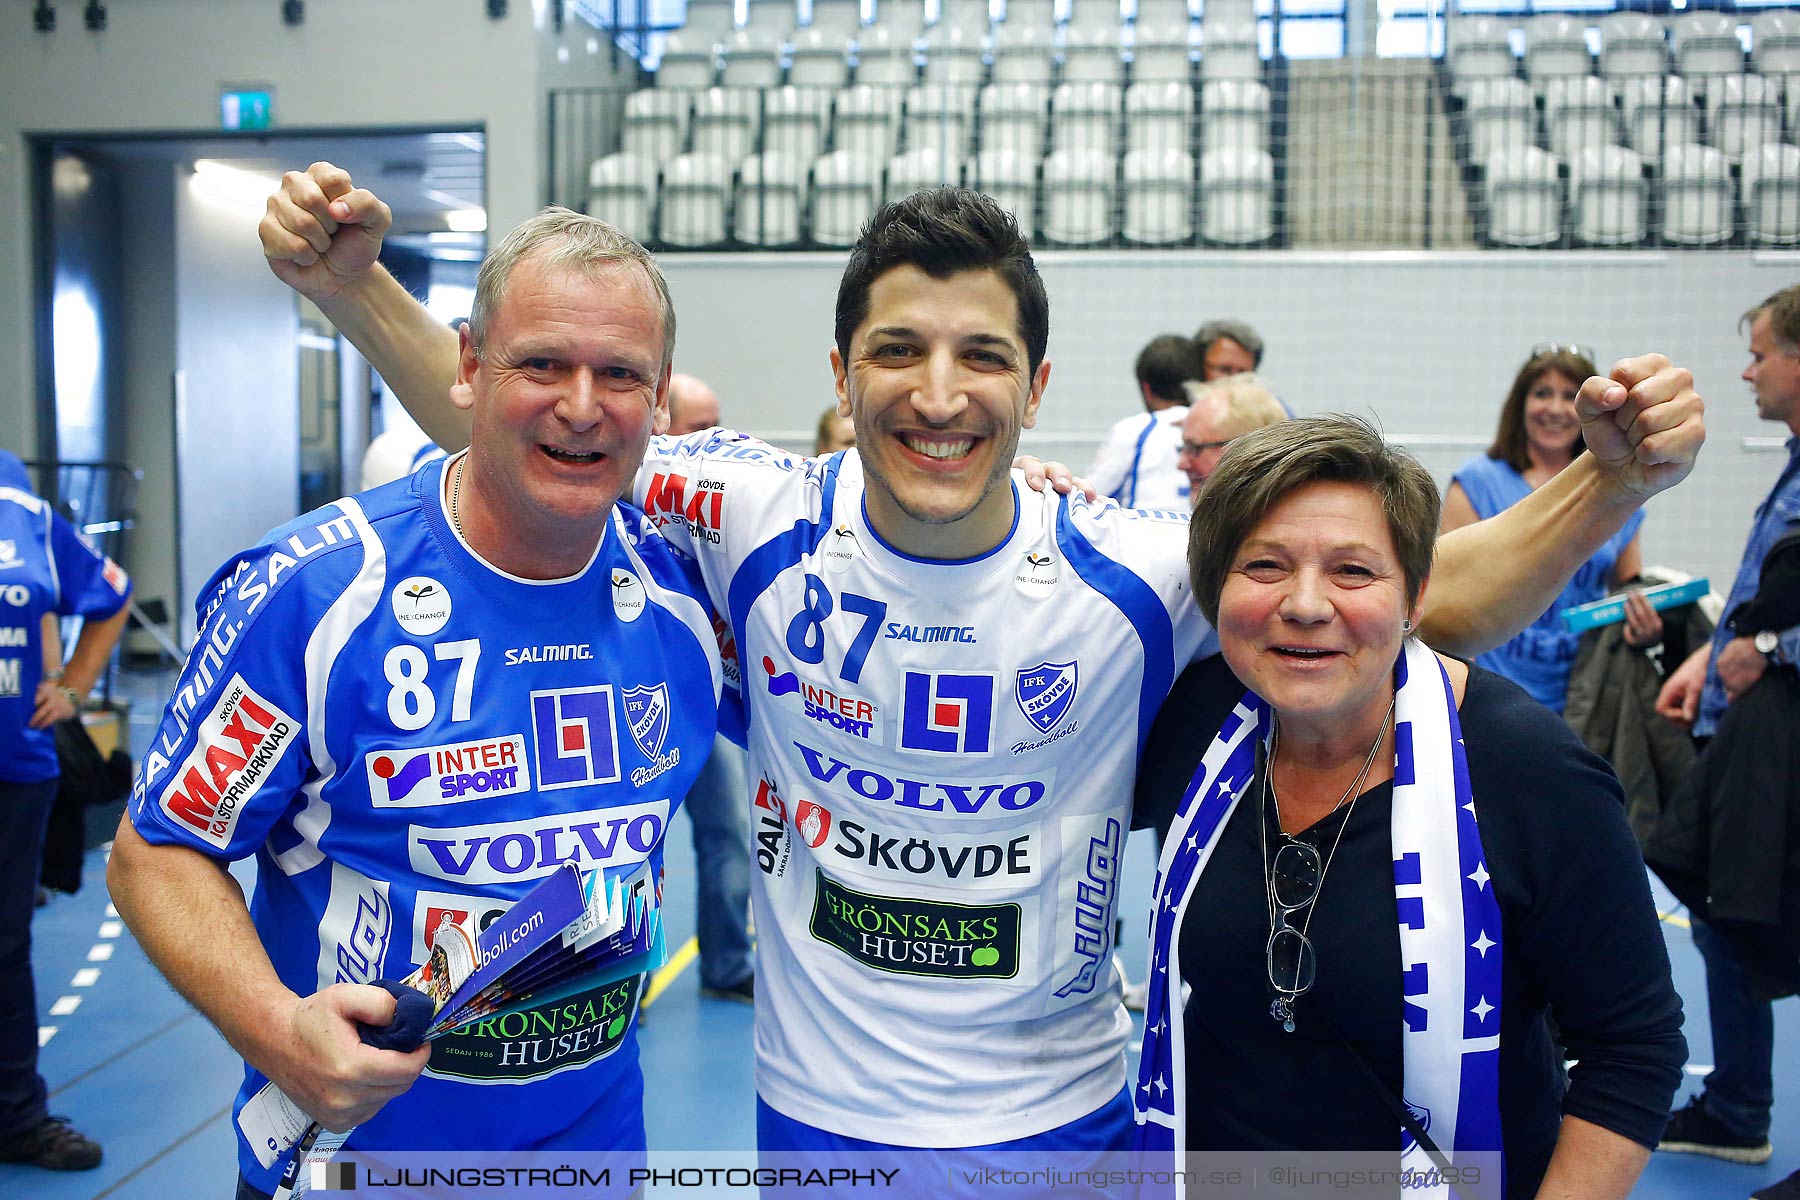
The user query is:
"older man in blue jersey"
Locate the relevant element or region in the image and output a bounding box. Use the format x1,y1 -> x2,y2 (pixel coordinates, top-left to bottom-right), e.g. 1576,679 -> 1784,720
257,166 -> 1705,1175
110,209 -> 728,1198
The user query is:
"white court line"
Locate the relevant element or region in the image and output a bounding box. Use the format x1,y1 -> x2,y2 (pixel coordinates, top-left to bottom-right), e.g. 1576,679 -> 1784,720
86,943 -> 114,962
38,1027 -> 57,1047
49,995 -> 81,1017
105,903 -> 117,917
71,967 -> 100,988
1685,1064 -> 1715,1076
98,920 -> 123,939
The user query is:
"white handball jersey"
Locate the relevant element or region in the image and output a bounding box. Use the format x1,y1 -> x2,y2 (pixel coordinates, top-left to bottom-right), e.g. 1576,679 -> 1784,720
1086,406 -> 1190,511
635,431 -> 1216,1147
131,459 -> 725,1186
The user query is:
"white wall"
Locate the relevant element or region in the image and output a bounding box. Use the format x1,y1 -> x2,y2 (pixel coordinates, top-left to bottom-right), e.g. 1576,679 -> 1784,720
659,247 -> 1800,591
173,173 -> 301,614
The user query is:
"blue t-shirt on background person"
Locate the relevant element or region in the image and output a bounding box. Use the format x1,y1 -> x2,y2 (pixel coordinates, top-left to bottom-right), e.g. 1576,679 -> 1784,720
1453,455 -> 1645,713
0,450 -> 132,783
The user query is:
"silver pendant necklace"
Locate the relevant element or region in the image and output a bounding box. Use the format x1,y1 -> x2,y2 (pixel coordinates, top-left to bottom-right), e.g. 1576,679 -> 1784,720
1259,693 -> 1395,1033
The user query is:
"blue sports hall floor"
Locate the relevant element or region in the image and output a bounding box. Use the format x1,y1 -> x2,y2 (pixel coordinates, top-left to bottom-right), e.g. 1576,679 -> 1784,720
6,666 -> 1793,1199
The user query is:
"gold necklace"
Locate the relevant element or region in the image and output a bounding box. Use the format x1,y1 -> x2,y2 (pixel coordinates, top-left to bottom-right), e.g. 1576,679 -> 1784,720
448,457 -> 465,540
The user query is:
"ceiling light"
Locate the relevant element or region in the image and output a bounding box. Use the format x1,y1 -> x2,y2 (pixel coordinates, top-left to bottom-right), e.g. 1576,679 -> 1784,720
445,208 -> 488,233
190,160 -> 280,211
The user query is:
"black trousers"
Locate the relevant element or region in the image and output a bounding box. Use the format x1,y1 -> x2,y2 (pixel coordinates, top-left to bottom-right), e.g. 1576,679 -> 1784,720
0,777 -> 57,1142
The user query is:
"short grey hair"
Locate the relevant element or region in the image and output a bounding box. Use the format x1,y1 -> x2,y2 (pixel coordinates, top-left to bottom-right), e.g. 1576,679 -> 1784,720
468,206 -> 676,376
1183,372 -> 1287,434
1194,318 -> 1264,367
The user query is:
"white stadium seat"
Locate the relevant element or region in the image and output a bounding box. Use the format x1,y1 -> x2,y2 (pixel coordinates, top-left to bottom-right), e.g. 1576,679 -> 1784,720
1041,147 -> 1116,244
856,27 -> 920,86
586,153 -> 657,243
939,0 -> 995,37
1448,16 -> 1516,99
922,25 -> 989,84
1199,145 -> 1273,243
811,149 -> 883,244
683,0 -> 738,46
1620,75 -> 1699,165
745,0 -> 798,36
658,34 -> 718,89
1068,0 -> 1125,35
1742,142 -> 1800,245
1597,14 -> 1667,92
658,153 -> 733,246
969,146 -> 1037,231
810,0 -> 865,37
833,83 -> 904,158
1134,0 -> 1193,29
621,89 -> 693,163
870,0 -> 928,40
1051,80 -> 1123,158
906,83 -> 978,157
790,28 -> 855,87
1198,16 -> 1260,83
764,85 -> 832,164
979,81 -> 1051,154
1524,15 -> 1592,97
1201,78 -> 1269,156
1752,11 -> 1800,79
1709,73 -> 1782,161
1132,20 -> 1196,84
721,29 -> 784,88
1062,26 -> 1129,85
1661,142 -> 1734,245
1122,146 -> 1194,243
992,24 -> 1057,84
885,146 -> 960,203
736,152 -> 808,245
1463,77 -> 1536,168
1569,144 -> 1647,246
1005,0 -> 1058,31
1544,76 -> 1620,162
1484,143 -> 1563,247
1672,13 -> 1745,96
1126,80 -> 1194,154
691,87 -> 762,166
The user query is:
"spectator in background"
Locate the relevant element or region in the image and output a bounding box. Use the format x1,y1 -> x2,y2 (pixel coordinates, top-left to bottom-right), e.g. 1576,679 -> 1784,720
665,372 -> 756,1004
1651,288 -> 1800,1196
667,373 -> 721,434
814,407 -> 855,455
359,412 -> 446,490
1176,372 -> 1287,500
0,450 -> 130,1172
1088,334 -> 1199,509
1194,318 -> 1263,380
1441,345 -> 1648,715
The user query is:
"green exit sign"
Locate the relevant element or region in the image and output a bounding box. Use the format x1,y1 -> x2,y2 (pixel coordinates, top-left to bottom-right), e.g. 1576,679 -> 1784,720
220,89 -> 274,131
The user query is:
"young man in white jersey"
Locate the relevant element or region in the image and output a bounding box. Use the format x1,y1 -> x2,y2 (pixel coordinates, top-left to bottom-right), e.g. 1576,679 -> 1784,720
258,167 -> 1705,1168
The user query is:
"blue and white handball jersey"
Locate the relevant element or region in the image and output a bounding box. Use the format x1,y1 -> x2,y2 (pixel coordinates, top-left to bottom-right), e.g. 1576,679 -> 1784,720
130,456 -> 724,1188
635,431 -> 1216,1147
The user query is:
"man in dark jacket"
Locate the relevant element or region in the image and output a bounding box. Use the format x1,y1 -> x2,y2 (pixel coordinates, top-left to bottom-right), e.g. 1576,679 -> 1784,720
1652,288 -> 1800,1195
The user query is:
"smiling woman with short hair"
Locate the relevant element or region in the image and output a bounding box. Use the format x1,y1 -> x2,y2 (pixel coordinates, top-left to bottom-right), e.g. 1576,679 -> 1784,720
1131,415 -> 1686,1200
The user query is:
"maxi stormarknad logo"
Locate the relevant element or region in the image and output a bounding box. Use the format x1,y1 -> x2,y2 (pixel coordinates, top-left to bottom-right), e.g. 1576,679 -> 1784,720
808,870 -> 1020,979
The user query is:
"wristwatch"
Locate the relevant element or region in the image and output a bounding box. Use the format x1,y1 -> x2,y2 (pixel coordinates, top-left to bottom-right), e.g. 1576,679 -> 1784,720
1754,629 -> 1782,663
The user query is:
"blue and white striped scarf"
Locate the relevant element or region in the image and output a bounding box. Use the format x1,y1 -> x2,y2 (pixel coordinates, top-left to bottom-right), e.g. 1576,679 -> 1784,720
1131,638 -> 1505,1198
